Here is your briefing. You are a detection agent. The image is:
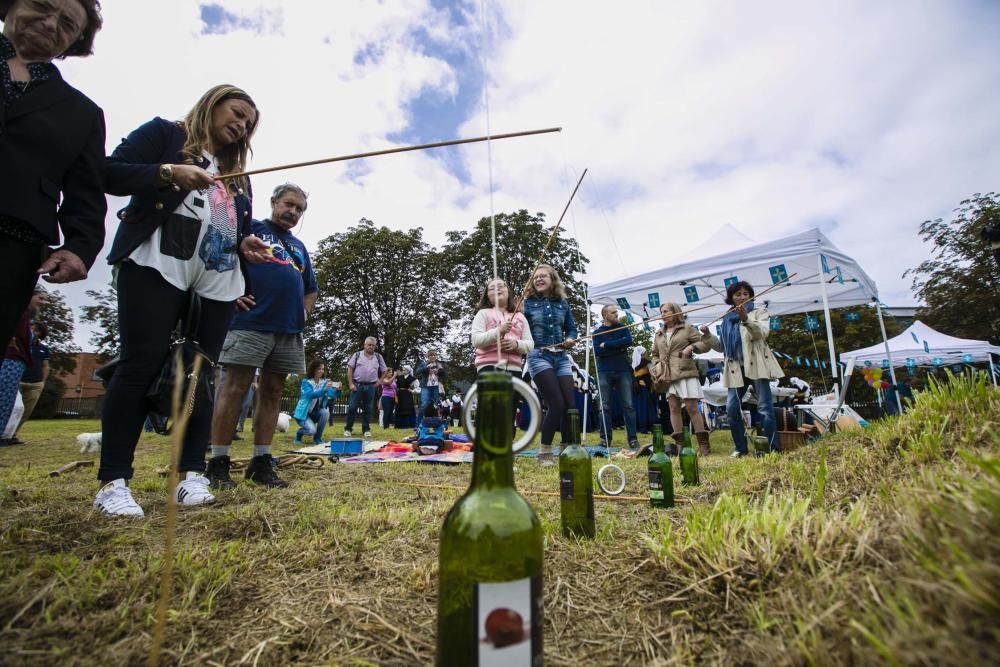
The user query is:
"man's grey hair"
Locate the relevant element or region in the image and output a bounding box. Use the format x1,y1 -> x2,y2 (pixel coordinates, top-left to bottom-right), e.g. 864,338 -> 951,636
271,182 -> 309,208
364,337 -> 377,344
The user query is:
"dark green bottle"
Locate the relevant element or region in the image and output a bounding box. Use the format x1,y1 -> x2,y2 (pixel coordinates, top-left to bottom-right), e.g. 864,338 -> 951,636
436,372 -> 543,666
559,409 -> 595,538
647,426 -> 674,508
679,428 -> 700,486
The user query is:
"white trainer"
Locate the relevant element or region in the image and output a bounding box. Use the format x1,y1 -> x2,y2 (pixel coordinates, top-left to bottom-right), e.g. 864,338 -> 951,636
363,431 -> 372,438
175,472 -> 215,506
343,430 -> 352,437
94,479 -> 144,517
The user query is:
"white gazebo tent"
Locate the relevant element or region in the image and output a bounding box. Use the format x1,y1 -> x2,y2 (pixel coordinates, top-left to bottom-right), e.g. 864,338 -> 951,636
589,226 -> 882,388
840,320 -> 1000,386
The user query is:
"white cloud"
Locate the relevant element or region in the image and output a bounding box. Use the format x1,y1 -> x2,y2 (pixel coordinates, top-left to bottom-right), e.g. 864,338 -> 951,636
41,0 -> 1000,349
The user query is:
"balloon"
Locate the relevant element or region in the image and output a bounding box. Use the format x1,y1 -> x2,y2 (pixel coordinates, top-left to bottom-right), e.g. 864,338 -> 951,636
872,368 -> 882,380
880,380 -> 890,390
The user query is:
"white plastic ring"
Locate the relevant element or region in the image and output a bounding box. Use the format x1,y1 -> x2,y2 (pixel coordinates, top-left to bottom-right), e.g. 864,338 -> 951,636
597,463 -> 626,496
462,376 -> 541,452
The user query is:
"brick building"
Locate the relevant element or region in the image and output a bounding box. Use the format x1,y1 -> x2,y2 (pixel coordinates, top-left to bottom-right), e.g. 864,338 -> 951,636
56,352 -> 110,400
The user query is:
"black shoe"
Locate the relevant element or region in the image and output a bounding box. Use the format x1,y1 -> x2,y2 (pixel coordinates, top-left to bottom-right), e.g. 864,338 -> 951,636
232,433 -> 243,441
9,437 -> 25,445
245,454 -> 289,488
206,455 -> 236,490
0,438 -> 11,448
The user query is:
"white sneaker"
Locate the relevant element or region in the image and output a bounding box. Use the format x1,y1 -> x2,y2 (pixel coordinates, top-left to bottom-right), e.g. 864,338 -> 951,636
175,472 -> 215,506
363,431 -> 372,438
344,430 -> 352,437
94,479 -> 144,517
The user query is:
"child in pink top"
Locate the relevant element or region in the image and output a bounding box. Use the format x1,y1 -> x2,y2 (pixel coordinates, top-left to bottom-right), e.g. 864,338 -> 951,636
470,279 -> 534,374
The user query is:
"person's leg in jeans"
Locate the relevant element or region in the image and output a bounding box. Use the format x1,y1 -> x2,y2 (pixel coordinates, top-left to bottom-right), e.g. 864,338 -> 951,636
345,389 -> 361,433
380,396 -> 395,428
313,407 -> 330,442
360,383 -> 376,433
726,386 -> 749,455
754,378 -> 778,451
0,360 -> 27,441
614,370 -> 638,445
99,263 -> 190,482
597,370 -> 614,444
295,418 -> 317,442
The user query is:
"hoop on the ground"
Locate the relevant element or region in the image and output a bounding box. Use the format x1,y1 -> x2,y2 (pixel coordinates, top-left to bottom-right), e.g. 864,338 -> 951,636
597,463 -> 626,496
462,376 -> 541,452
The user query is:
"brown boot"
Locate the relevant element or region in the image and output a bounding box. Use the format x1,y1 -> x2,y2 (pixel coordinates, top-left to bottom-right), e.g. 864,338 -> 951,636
670,432 -> 683,456
696,431 -> 711,457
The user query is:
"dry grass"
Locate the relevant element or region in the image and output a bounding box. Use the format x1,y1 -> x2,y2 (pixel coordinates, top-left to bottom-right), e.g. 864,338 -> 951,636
1,372 -> 998,666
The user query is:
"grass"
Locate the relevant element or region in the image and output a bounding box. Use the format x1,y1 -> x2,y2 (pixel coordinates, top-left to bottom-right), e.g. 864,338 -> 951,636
1,372 -> 998,665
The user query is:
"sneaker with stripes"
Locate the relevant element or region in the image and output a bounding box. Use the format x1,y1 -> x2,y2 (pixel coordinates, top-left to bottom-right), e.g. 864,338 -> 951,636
175,472 -> 215,506
94,479 -> 144,517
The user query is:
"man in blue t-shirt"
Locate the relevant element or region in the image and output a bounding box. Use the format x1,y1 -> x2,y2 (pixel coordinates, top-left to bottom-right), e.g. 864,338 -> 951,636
207,183 -> 318,490
593,305 -> 639,450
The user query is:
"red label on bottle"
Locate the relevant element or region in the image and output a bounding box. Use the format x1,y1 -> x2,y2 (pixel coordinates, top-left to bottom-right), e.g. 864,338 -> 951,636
473,575 -> 543,666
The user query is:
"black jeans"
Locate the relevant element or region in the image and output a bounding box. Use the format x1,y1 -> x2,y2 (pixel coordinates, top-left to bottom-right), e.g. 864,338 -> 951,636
99,261 -> 235,481
0,235 -> 46,346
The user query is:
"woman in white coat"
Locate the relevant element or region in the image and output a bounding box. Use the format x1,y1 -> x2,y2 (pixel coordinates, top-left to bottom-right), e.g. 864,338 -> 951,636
711,281 -> 784,457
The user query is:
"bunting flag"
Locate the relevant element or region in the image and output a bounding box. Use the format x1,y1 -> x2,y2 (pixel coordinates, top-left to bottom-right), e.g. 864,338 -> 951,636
715,325 -> 722,336
724,276 -> 739,288
881,359 -> 889,369
932,357 -> 944,366
646,292 -> 660,309
845,311 -> 861,322
683,286 -> 699,303
820,254 -> 830,274
923,341 -> 931,353
911,332 -> 920,344
805,315 -> 820,332
961,354 -> 974,363
616,297 -> 631,310
905,358 -> 916,368
795,356 -> 802,365
952,364 -> 963,374
834,266 -> 844,285
769,264 -> 789,284
769,317 -> 781,331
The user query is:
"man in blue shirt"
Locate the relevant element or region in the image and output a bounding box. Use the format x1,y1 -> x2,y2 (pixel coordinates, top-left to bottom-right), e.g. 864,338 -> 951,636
593,305 -> 639,450
206,183 -> 318,490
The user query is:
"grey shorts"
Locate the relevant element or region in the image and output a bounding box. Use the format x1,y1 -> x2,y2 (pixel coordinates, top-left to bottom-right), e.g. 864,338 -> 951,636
219,330 -> 306,375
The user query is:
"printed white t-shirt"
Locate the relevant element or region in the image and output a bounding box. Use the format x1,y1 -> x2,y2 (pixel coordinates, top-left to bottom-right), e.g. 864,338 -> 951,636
128,152 -> 244,301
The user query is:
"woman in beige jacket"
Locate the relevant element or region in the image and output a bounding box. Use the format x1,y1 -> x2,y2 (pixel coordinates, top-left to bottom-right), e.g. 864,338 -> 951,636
650,302 -> 712,455
707,281 -> 784,457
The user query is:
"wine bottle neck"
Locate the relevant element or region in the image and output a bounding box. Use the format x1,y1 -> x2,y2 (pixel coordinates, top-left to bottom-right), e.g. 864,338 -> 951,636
471,384 -> 515,489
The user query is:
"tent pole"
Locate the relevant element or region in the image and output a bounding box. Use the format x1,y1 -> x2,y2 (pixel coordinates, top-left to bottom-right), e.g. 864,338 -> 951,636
582,301 -> 591,441
817,255 -> 840,397
875,300 -> 903,414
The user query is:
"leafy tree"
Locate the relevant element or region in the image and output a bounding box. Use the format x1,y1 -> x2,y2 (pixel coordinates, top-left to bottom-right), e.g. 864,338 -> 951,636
307,219 -> 452,375
32,376 -> 67,419
904,192 -> 1000,344
34,289 -> 78,374
79,288 -> 120,357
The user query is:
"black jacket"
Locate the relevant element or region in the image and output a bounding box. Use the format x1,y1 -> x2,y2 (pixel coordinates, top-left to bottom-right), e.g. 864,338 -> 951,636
0,69 -> 106,267
105,117 -> 253,292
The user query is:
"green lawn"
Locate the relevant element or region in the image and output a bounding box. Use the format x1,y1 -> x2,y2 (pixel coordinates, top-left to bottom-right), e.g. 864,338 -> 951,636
1,376 -> 997,665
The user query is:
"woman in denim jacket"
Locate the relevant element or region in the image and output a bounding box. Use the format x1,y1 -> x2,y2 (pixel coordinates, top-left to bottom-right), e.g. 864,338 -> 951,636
521,263 -> 577,466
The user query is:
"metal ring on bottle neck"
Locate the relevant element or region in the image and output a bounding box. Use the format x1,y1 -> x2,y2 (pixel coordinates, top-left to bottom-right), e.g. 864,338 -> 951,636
461,376 -> 541,452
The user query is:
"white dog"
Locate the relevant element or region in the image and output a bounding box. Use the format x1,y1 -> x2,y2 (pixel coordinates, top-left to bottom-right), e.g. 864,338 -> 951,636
77,432 -> 102,454
276,412 -> 291,433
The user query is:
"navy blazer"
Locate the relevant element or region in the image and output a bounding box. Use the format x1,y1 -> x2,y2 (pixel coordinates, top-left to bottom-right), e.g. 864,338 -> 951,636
0,69 -> 106,267
105,117 -> 254,294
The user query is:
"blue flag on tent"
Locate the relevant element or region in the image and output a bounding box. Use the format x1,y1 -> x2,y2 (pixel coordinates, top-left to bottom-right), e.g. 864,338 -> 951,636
923,341 -> 930,353
834,266 -> 844,285
795,356 -> 801,365
881,359 -> 889,369
616,297 -> 630,310
683,286 -> 699,303
912,332 -> 920,343
715,325 -> 722,336
805,315 -> 820,332
905,357 -> 916,368
932,357 -> 944,366
770,317 -> 781,331
952,364 -> 963,373
769,264 -> 789,284
646,292 -> 660,309
962,354 -> 974,363
846,311 -> 860,322
724,276 -> 739,288
821,254 -> 830,273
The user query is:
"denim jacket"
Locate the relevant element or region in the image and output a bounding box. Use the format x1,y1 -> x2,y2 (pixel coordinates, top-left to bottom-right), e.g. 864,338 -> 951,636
523,297 -> 578,348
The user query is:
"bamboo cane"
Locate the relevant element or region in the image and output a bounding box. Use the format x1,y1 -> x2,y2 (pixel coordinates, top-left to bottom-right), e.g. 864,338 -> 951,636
217,127 -> 562,180
401,481 -> 690,503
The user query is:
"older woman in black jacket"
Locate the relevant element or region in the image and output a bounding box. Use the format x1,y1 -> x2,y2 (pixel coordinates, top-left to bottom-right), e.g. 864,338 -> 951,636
0,0 -> 106,345
94,84 -> 270,517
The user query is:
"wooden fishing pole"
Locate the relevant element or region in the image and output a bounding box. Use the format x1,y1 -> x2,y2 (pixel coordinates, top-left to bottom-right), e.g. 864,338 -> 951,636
700,273 -> 798,327
216,127 -> 562,180
402,481 -> 689,503
509,168 -> 589,313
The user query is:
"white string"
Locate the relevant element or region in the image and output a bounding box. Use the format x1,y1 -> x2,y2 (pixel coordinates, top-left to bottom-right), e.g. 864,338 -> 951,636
477,0 -> 504,363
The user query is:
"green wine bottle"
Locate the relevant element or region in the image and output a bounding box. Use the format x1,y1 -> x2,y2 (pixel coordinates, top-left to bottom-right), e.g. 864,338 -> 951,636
680,427 -> 700,486
647,426 -> 674,508
436,372 -> 543,666
559,409 -> 595,538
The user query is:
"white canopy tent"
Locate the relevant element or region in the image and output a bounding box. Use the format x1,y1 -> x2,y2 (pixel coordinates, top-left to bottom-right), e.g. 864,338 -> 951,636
839,320 -> 1000,385
589,226 -> 882,386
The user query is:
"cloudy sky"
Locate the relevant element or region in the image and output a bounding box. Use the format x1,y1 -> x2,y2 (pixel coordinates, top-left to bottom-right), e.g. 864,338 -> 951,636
47,0 -> 1000,349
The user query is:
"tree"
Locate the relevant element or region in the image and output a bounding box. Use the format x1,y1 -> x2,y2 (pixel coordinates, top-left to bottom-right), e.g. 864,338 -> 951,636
307,219 -> 453,375
79,288 -> 120,358
34,289 -> 78,374
904,192 -> 1000,344
32,376 -> 67,419
436,210 -> 591,384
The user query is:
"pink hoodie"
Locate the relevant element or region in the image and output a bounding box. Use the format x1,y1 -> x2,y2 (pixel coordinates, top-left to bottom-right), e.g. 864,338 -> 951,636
472,309 -> 531,369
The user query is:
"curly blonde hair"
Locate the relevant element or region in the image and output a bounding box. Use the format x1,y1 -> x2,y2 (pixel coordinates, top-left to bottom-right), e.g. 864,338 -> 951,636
181,84 -> 258,192
526,263 -> 567,300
